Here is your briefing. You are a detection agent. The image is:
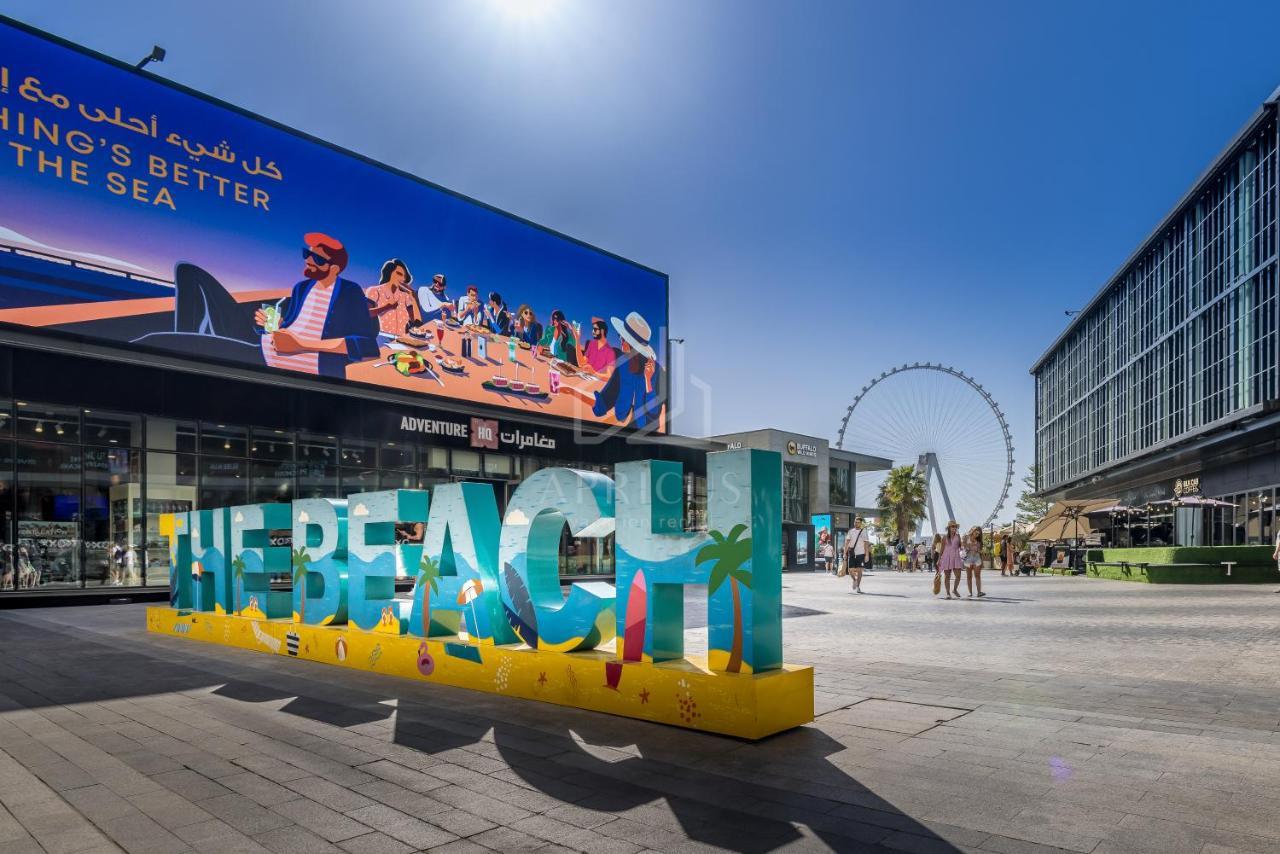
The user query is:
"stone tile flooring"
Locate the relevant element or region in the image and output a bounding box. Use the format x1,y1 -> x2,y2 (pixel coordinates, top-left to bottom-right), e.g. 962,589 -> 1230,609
1,571 -> 1280,852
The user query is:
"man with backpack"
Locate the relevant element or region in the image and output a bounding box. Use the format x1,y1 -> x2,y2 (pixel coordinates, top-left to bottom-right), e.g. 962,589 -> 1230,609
843,517 -> 871,594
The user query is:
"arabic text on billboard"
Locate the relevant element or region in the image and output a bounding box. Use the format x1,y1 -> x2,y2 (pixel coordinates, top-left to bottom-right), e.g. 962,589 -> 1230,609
0,19 -> 668,432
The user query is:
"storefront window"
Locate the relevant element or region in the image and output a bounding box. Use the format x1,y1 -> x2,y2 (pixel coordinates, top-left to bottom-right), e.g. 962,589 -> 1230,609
16,441 -> 81,589
0,443 -> 14,589
783,463 -> 810,524
380,470 -> 422,490
684,473 -> 707,531
560,526 -> 613,577
147,418 -> 196,452
85,410 -> 141,448
145,451 -> 195,585
1234,496 -> 1248,544
199,457 -> 247,508
250,460 -> 295,504
1263,490 -> 1275,547
251,428 -> 294,461
379,441 -> 415,470
484,454 -> 512,478
424,447 -> 449,474
341,467 -> 378,494
340,438 -> 375,468
201,423 -> 247,457
17,402 -> 79,444
829,463 -> 852,506
83,447 -> 141,587
452,450 -> 481,477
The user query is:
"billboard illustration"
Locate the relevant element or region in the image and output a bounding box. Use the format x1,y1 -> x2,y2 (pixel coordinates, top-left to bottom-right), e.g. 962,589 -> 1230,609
0,18 -> 668,431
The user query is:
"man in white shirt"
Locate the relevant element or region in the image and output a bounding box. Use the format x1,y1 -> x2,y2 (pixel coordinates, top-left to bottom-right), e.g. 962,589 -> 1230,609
843,517 -> 871,594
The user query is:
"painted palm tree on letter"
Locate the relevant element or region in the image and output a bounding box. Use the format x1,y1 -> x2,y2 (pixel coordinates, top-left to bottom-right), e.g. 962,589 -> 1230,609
291,547 -> 311,623
231,555 -> 246,614
417,554 -> 441,638
696,523 -> 753,673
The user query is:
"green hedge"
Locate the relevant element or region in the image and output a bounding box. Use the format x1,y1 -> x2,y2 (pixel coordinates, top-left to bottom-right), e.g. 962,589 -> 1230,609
1082,546 -> 1278,584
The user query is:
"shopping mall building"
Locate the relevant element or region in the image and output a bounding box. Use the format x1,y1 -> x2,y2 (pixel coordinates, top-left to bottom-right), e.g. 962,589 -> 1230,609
0,17 -> 726,603
1031,84 -> 1280,547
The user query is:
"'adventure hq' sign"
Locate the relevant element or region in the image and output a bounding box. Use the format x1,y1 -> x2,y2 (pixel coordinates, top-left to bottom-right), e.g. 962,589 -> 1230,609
154,449 -> 813,736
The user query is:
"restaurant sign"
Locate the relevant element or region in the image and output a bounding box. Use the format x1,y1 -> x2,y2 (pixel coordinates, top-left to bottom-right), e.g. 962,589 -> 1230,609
149,449 -> 813,738
1174,476 -> 1201,497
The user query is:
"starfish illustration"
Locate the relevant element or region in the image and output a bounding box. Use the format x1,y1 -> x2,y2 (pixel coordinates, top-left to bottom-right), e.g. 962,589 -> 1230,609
537,672 -> 548,686
638,688 -> 650,704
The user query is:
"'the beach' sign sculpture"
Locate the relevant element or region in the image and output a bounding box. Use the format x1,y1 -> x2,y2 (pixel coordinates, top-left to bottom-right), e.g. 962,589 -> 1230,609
149,448 -> 813,738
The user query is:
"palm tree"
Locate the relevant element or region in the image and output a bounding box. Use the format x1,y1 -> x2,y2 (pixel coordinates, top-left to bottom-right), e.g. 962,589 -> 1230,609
696,523 -> 753,673
877,465 -> 927,543
416,554 -> 441,638
231,555 -> 246,614
291,547 -> 311,623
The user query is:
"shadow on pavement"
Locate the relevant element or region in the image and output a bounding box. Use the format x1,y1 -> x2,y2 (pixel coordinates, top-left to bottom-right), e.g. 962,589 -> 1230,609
0,607 -> 962,853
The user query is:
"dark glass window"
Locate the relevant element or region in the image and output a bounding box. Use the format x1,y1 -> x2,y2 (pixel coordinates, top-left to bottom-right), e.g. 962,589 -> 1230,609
17,402 -> 79,444
199,457 -> 247,508
379,441 -> 415,470
84,410 -> 141,448
145,451 -> 196,585
251,428 -> 295,462
250,460 -> 295,505
146,417 -> 197,452
201,423 -> 247,458
83,447 -> 142,587
16,441 -> 82,589
829,463 -> 852,506
340,438 -> 375,468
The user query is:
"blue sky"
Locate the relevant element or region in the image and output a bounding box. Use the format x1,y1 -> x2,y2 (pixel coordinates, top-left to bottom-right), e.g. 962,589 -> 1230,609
4,0 -> 1280,517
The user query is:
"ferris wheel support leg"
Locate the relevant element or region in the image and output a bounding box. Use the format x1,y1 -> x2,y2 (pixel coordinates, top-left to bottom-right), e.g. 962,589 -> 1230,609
926,452 -> 959,529
915,455 -> 941,540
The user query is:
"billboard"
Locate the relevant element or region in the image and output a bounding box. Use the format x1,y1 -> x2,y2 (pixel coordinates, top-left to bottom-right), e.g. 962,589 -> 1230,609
0,17 -> 668,432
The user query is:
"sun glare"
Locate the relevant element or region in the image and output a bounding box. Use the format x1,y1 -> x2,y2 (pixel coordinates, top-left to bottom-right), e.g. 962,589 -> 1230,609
492,0 -> 560,19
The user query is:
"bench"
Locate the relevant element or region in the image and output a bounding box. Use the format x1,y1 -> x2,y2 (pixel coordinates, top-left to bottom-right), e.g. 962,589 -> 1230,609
1087,560 -> 1149,578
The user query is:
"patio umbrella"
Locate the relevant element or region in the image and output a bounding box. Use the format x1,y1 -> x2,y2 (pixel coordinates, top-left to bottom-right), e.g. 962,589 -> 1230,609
1029,514 -> 1095,542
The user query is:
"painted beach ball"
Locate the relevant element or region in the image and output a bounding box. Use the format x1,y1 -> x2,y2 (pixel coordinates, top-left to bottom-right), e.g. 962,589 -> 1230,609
416,642 -> 435,677
335,636 -> 348,662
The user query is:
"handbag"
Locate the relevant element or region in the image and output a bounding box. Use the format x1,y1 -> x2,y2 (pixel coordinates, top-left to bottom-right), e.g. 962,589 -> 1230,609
932,573 -> 942,595
837,559 -> 848,577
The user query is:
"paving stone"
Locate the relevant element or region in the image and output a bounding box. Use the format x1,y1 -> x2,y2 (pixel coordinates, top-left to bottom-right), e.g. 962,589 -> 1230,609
199,792 -> 295,835
253,824 -> 344,853
336,831 -> 416,854
270,797 -> 371,842
345,804 -> 458,849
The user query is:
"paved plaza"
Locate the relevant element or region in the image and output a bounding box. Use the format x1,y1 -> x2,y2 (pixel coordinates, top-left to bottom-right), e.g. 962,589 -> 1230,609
2,572 -> 1280,853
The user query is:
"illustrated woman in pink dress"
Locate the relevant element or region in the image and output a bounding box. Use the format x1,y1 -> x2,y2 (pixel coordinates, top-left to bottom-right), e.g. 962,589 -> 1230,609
938,521 -> 964,599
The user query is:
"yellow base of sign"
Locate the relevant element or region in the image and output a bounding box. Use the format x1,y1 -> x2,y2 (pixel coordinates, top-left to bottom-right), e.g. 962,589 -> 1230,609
146,607 -> 814,739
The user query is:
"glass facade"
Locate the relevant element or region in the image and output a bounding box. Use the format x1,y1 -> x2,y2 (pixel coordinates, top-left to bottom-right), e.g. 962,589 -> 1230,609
1034,117 -> 1279,493
0,399 -> 652,591
783,462 -> 810,524
829,462 -> 852,507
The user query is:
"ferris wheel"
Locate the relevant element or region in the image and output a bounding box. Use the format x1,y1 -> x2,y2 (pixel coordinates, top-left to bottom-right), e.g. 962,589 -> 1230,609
835,363 -> 1014,537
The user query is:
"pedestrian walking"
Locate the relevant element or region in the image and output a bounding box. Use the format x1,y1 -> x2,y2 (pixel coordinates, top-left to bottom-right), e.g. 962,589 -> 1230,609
926,533 -> 941,592
964,526 -> 986,598
994,533 -> 1006,577
938,521 -> 963,599
844,516 -> 871,594
817,537 -> 834,574
896,540 -> 909,573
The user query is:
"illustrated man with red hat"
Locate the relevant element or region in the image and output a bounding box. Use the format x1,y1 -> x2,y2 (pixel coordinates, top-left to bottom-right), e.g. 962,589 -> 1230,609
254,232 -> 380,379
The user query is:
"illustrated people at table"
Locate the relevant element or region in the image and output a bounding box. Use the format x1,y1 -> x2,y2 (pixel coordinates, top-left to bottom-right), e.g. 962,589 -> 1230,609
484,291 -> 512,335
512,304 -> 543,347
365,258 -> 422,336
541,309 -> 580,365
255,233 -> 380,379
581,317 -> 617,374
417,273 -> 453,323
564,311 -> 664,429
455,284 -> 484,326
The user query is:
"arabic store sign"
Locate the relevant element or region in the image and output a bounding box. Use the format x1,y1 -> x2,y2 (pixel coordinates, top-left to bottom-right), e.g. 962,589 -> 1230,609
397,415 -> 557,452
153,449 -> 815,738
